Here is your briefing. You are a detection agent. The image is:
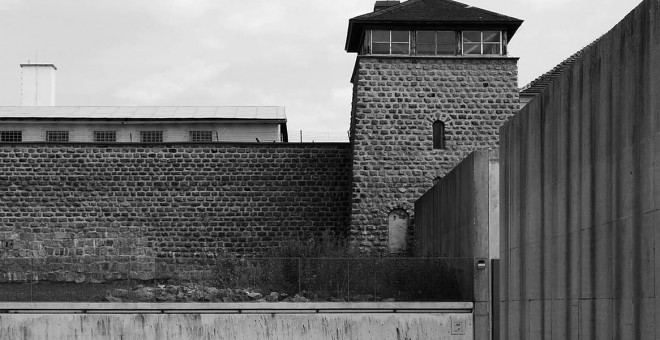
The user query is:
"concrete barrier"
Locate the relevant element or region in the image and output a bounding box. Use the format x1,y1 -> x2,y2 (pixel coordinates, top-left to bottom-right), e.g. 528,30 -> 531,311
0,302 -> 473,340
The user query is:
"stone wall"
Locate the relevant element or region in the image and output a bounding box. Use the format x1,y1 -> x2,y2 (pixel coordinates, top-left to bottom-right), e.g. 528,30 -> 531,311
349,56 -> 519,253
500,0 -> 660,338
0,143 -> 351,282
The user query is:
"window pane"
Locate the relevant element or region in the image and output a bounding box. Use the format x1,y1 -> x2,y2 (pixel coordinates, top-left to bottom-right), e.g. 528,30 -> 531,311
0,131 -> 22,142
372,30 -> 390,42
417,43 -> 436,55
94,131 -> 116,142
140,131 -> 163,143
417,31 -> 435,44
463,43 -> 481,54
46,131 -> 69,142
463,31 -> 481,43
437,43 -> 455,55
190,131 -> 213,142
391,43 -> 409,54
483,43 -> 501,54
483,31 -> 501,42
391,30 -> 409,42
372,43 -> 390,54
436,31 -> 454,44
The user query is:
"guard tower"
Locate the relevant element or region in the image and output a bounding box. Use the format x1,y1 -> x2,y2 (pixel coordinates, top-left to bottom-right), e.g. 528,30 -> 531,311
346,0 -> 522,253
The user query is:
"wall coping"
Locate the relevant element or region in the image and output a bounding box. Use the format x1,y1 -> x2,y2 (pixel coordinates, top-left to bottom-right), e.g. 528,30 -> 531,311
0,142 -> 350,147
1,302 -> 473,314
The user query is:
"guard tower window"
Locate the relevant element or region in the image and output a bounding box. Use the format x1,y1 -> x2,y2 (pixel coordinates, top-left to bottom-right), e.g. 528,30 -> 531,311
140,131 -> 163,143
417,31 -> 456,55
190,131 -> 213,142
462,31 -> 502,55
94,131 -> 117,142
0,131 -> 22,142
372,30 -> 410,54
46,131 -> 69,142
433,120 -> 445,149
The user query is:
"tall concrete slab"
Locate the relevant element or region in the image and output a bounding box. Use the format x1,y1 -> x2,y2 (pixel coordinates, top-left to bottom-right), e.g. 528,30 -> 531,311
500,0 -> 660,338
415,149 -> 499,340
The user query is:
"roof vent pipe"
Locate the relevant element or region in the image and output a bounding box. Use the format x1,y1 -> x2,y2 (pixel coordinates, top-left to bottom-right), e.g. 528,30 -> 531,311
20,63 -> 57,106
374,0 -> 400,12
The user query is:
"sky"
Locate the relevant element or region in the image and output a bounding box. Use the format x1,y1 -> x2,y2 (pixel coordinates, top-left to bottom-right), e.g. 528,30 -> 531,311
0,0 -> 643,141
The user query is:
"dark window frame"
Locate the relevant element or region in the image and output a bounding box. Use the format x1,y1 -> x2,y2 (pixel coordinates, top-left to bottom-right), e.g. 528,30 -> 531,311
416,31 -> 457,55
190,130 -> 213,142
46,131 -> 69,142
93,131 -> 117,142
365,29 -> 505,56
140,131 -> 163,143
462,31 -> 502,55
0,131 -> 22,142
433,120 -> 446,149
371,29 -> 411,55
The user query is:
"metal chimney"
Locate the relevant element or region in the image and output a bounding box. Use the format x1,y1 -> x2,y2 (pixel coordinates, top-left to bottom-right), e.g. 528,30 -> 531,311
20,63 -> 57,106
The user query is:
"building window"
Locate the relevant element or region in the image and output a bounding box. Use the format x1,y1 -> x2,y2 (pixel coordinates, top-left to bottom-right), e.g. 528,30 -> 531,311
0,131 -> 22,142
462,31 -> 502,55
94,131 -> 117,142
190,131 -> 213,142
417,31 -> 456,55
46,131 -> 69,142
372,30 -> 410,54
433,120 -> 445,149
140,131 -> 163,143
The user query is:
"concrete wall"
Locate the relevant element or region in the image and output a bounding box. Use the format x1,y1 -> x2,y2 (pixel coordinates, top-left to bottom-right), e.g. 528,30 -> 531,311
0,143 -> 351,282
0,121 -> 283,143
349,56 -> 519,253
500,0 -> 660,338
414,150 -> 499,259
414,149 -> 499,340
0,313 -> 474,340
0,302 -> 474,340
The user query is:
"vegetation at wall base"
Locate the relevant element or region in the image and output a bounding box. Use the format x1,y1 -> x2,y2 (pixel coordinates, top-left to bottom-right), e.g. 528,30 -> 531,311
0,234 -> 470,303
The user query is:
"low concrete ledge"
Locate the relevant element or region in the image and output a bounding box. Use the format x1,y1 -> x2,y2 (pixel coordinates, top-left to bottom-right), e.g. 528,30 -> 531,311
0,302 -> 473,314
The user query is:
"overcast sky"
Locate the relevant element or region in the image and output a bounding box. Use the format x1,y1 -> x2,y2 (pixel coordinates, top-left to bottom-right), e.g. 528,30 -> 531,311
0,0 -> 642,141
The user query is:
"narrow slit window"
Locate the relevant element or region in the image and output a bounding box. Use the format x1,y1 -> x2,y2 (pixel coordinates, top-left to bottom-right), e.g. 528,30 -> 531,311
433,120 -> 445,149
0,131 -> 22,142
140,131 -> 163,143
46,131 -> 69,142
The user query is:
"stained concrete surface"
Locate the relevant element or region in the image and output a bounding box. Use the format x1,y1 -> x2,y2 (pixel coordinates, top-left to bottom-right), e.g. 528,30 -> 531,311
499,0 -> 660,338
0,312 -> 473,340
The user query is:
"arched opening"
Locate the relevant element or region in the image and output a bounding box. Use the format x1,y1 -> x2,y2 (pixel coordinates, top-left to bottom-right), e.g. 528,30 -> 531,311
433,120 -> 446,149
388,209 -> 409,253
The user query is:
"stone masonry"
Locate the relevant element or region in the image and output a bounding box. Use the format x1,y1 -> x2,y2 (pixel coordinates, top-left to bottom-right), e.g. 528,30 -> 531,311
349,56 -> 519,252
0,143 -> 351,282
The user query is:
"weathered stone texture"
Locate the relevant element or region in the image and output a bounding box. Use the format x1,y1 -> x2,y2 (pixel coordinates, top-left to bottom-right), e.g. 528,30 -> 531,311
0,143 -> 351,281
350,56 -> 519,252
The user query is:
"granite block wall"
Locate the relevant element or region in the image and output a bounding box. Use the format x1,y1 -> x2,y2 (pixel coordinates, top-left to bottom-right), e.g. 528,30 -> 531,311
0,143 -> 351,282
500,1 -> 660,338
349,56 -> 519,253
